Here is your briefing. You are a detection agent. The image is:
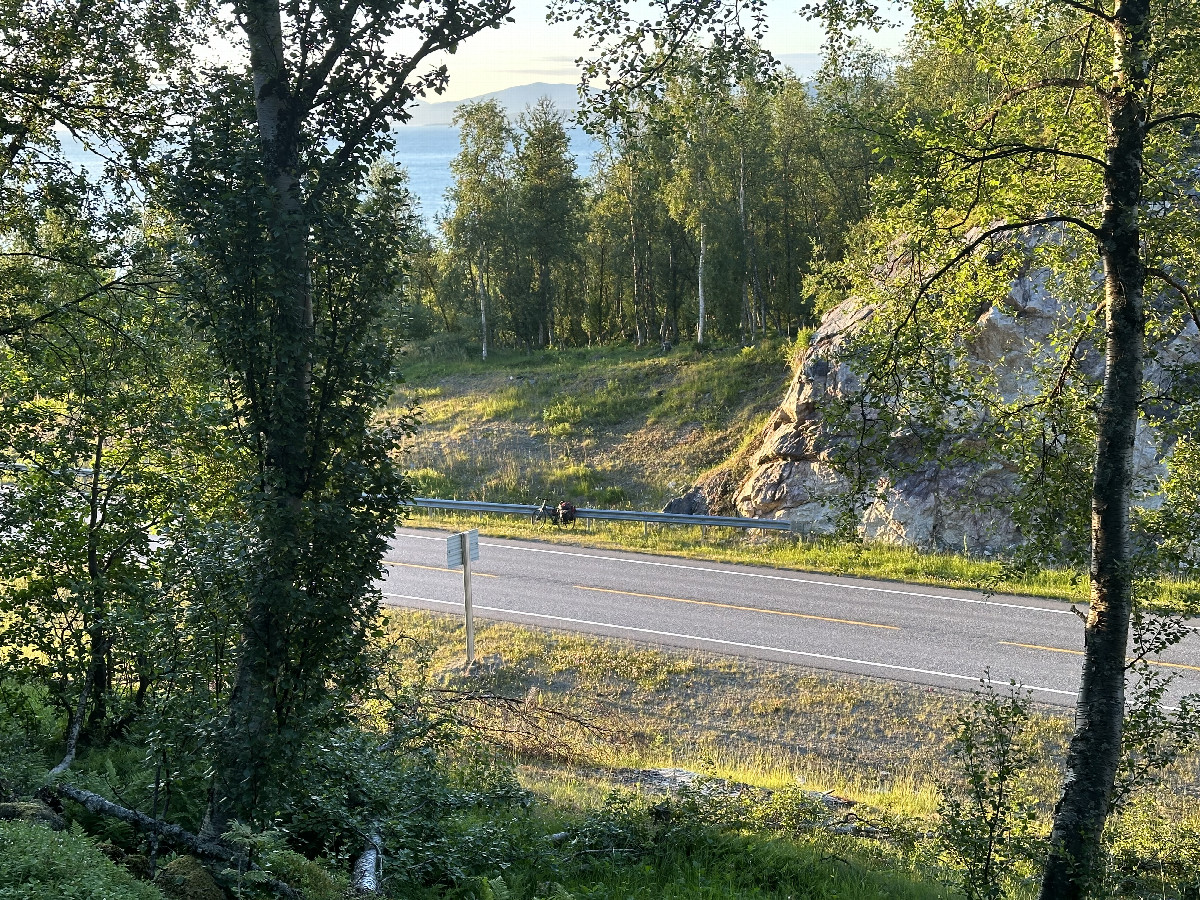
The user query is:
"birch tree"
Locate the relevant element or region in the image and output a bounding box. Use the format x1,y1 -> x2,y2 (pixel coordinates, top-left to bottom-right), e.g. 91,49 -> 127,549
514,99 -> 584,347
445,100 -> 517,360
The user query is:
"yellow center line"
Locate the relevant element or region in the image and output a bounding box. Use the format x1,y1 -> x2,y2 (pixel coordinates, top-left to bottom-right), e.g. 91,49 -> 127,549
1000,641 -> 1200,673
382,561 -> 497,578
573,585 -> 898,630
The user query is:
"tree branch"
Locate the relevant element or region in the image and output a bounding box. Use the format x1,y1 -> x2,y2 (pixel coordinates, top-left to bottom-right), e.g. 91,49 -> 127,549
48,783 -> 238,862
295,0 -> 365,111
313,0 -> 514,199
1145,266 -> 1200,333
1146,111 -> 1200,131
1052,0 -> 1116,23
47,667 -> 95,778
46,783 -> 303,899
933,140 -> 1108,170
878,217 -> 1100,381
978,78 -> 1109,127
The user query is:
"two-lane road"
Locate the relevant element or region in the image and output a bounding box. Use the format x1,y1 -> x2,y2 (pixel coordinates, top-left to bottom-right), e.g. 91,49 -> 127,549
378,528 -> 1200,706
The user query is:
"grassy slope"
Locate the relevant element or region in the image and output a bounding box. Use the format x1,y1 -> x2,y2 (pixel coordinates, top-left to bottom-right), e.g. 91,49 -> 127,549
390,609 -> 1076,813
392,335 -> 791,510
390,609 -> 1200,899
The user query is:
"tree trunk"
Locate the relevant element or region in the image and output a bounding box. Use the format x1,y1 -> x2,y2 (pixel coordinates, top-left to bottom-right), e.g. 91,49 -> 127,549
697,222 -> 707,344
208,0 -> 314,834
84,433 -> 109,735
626,163 -> 645,346
739,149 -> 756,341
475,257 -> 489,361
1038,2 -> 1148,895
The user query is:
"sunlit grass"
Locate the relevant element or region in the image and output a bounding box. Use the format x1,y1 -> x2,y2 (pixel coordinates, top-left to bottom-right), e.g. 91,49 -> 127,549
404,511 -> 1200,611
382,609 -> 1077,811
393,337 -> 794,511
383,606 -> 1200,890
390,336 -> 1200,609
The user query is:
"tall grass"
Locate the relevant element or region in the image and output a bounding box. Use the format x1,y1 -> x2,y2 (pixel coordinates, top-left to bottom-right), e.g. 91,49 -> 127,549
393,338 -> 794,511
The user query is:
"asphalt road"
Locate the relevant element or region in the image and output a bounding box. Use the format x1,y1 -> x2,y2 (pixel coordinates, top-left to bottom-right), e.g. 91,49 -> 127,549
379,527 -> 1200,707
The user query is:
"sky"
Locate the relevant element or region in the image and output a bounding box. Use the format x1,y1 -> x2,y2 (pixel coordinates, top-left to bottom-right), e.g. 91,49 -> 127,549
425,0 -> 908,102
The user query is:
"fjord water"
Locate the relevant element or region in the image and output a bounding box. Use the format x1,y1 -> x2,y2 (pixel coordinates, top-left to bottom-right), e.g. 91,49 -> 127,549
57,125 -> 599,231
392,125 -> 600,226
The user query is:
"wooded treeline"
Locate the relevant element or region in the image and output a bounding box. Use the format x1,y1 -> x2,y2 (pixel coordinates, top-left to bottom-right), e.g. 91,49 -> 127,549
417,55 -> 883,351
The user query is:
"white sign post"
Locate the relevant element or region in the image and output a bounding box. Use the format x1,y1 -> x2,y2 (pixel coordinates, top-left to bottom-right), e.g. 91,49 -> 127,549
446,530 -> 480,668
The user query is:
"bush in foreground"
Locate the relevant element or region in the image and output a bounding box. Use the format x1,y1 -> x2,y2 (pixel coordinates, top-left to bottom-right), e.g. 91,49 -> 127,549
0,820 -> 164,900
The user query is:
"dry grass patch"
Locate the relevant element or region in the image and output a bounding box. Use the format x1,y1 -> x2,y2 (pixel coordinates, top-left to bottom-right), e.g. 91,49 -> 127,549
383,608 -> 1080,821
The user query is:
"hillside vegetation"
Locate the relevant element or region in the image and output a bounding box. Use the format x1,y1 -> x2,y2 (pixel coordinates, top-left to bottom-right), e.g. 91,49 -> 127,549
392,335 -> 799,509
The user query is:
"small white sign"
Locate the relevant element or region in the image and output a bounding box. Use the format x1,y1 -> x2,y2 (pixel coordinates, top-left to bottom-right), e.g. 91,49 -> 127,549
446,529 -> 479,568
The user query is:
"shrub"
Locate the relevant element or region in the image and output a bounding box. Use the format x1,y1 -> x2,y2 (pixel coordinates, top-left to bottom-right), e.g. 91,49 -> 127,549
936,678 -> 1042,900
0,679 -> 57,799
264,849 -> 347,900
1104,795 -> 1200,899
0,820 -> 164,900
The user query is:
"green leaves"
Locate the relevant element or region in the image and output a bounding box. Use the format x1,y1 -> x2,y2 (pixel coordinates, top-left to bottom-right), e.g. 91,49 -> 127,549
937,678 -> 1042,900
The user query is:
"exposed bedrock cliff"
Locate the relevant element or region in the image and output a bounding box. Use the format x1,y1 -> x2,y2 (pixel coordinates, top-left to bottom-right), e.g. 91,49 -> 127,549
672,266 -> 1199,554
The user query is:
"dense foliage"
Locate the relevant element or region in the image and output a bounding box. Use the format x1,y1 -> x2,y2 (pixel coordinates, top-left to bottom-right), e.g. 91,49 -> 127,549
419,60 -> 883,351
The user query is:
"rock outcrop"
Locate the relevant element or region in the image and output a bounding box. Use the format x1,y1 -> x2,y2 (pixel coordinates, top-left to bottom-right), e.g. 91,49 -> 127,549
673,262 -> 1199,554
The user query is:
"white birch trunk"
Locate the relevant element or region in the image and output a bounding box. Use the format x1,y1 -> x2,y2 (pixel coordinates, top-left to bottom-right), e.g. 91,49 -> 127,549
697,222 -> 706,345
475,259 -> 488,361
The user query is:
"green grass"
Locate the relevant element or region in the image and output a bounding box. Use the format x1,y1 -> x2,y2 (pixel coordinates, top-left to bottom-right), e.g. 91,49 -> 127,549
393,334 -> 1200,610
480,827 -> 958,900
407,511 -> 1200,610
393,336 -> 794,511
385,609 -> 1200,899
382,609 -> 1081,817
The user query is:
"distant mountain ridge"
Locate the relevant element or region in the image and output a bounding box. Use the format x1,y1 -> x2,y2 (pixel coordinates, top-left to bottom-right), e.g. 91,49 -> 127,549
399,54 -> 822,128
402,82 -> 580,127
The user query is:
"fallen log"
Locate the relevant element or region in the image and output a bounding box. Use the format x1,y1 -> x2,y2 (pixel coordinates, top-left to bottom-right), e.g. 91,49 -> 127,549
46,783 -> 302,899
350,831 -> 382,893
50,783 -> 233,862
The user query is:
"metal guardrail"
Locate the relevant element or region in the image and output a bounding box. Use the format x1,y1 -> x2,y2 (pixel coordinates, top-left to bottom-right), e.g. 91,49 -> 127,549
410,497 -> 803,533
0,467 -> 801,535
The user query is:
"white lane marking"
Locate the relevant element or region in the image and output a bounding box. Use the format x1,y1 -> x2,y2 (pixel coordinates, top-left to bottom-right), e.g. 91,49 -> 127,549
391,533 -> 1076,617
380,591 -> 1078,699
